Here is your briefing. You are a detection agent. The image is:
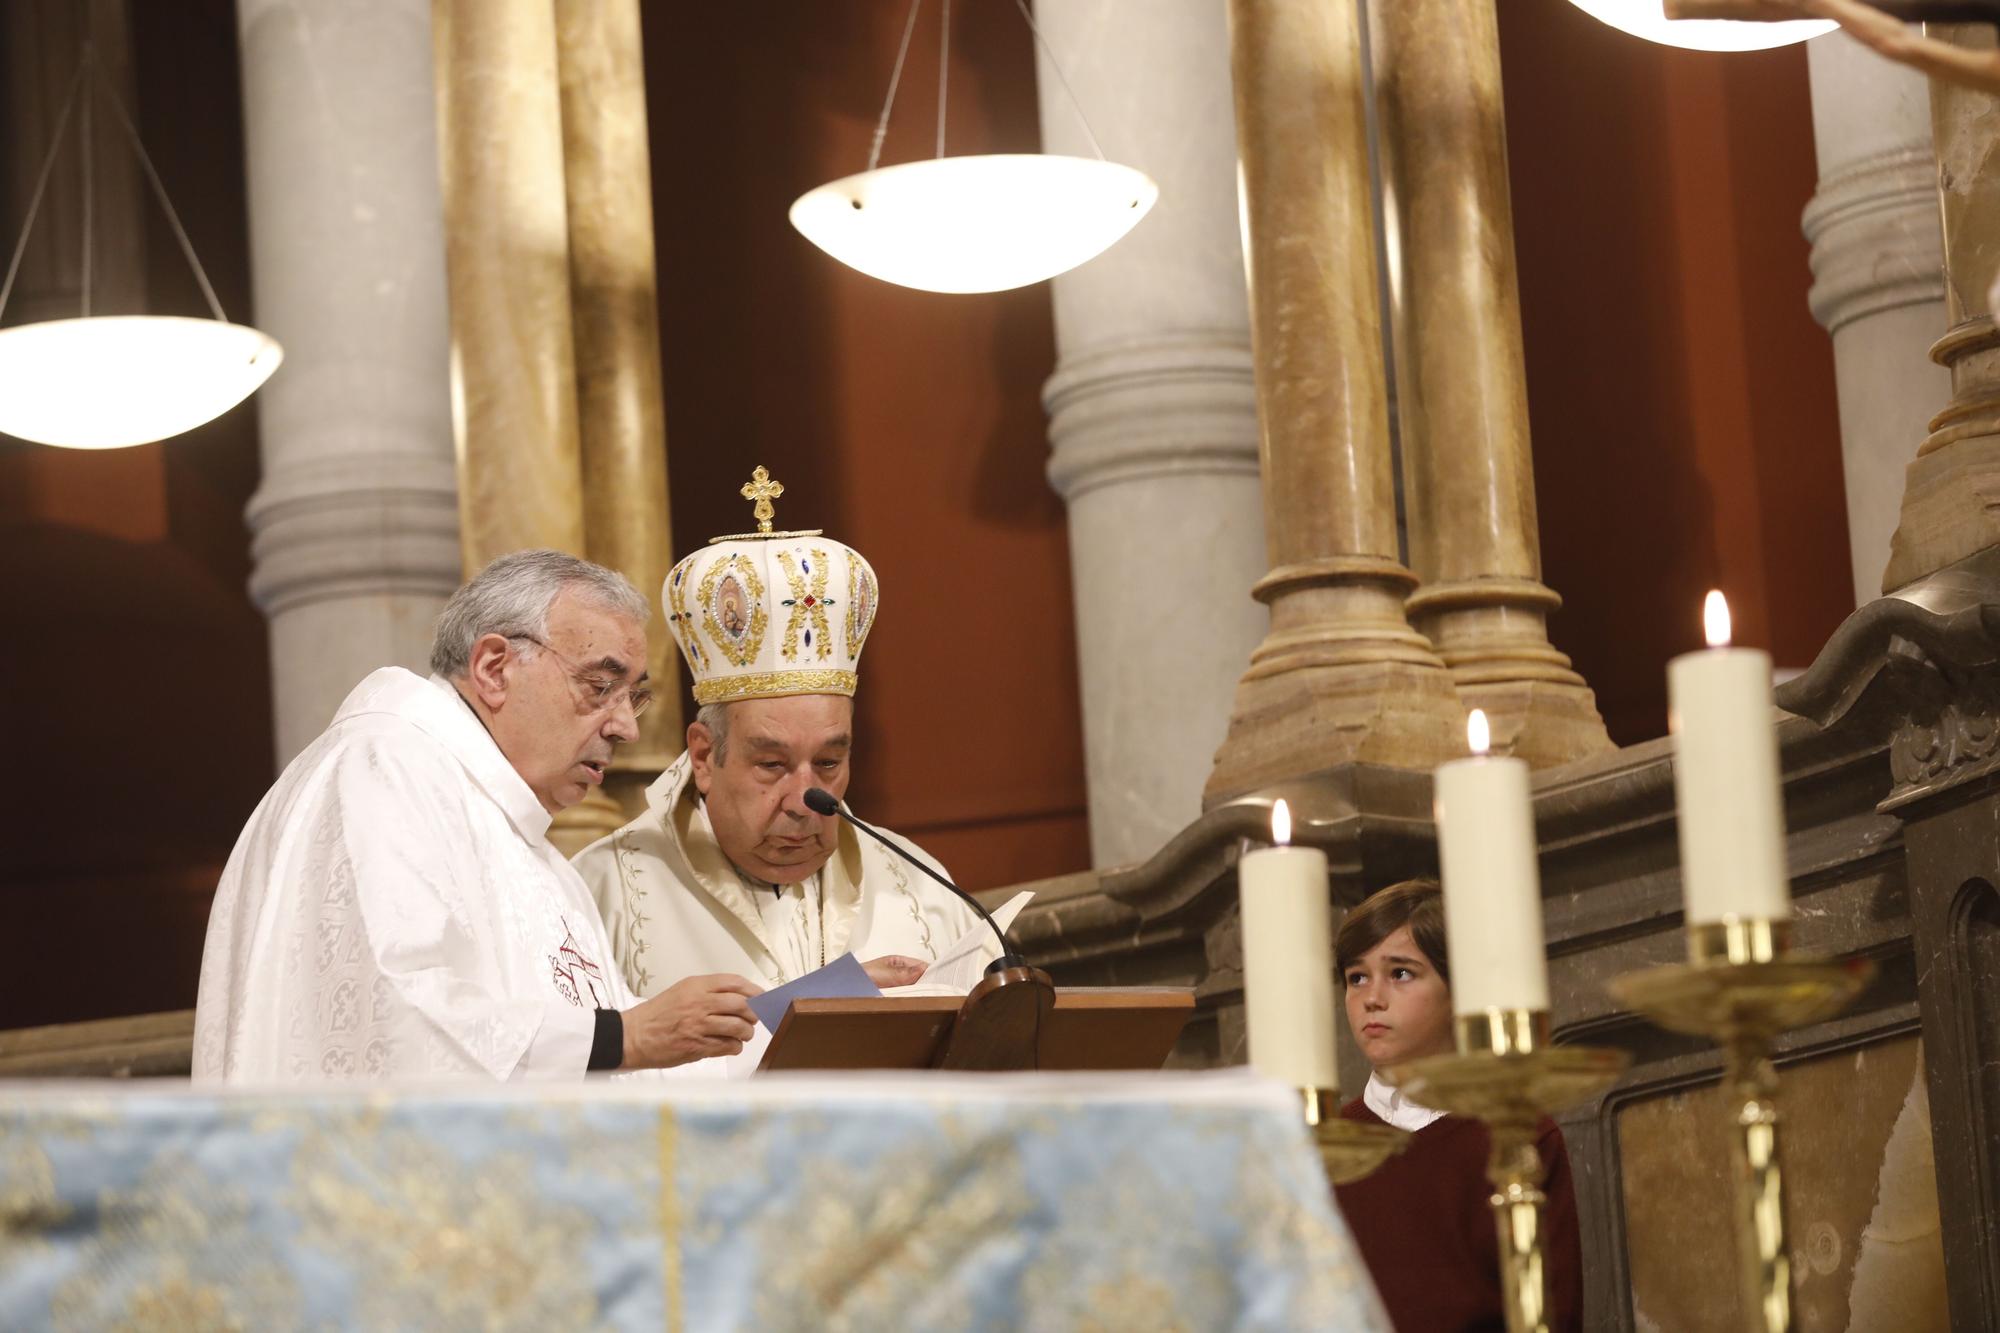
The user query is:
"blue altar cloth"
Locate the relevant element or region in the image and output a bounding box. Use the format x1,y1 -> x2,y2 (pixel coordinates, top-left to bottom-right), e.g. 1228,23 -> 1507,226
0,1069 -> 1389,1331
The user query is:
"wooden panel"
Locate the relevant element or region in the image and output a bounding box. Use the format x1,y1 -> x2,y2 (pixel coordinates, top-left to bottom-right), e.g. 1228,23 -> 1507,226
759,990 -> 1193,1073
1615,1032 -> 1944,1333
0,1009 -> 194,1078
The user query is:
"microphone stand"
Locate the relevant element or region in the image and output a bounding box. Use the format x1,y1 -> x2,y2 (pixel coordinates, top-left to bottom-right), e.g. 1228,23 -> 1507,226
805,787 -> 1053,1070
804,787 -> 1022,974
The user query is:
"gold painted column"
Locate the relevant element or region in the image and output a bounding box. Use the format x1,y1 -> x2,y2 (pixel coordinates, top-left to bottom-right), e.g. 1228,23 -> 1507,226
1883,24 -> 2000,592
1369,0 -> 1612,766
433,0 -> 588,568
433,0 -> 616,853
554,0 -> 683,810
1206,0 -> 1464,803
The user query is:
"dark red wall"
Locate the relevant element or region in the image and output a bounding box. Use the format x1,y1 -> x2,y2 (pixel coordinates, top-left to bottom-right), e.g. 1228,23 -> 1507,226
642,3 -> 1092,889
0,0 -> 271,1028
1500,0 -> 1852,744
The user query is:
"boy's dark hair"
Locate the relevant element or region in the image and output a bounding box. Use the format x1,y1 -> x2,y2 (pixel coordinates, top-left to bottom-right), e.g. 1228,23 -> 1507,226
1335,879 -> 1449,987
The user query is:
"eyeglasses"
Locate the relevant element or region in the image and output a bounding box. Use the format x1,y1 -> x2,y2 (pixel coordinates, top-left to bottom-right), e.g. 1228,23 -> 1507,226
511,635 -> 655,718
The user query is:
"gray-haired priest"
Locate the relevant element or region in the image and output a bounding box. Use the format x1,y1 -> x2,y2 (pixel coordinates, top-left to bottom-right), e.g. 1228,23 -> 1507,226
193,551 -> 763,1082
572,469 -> 996,996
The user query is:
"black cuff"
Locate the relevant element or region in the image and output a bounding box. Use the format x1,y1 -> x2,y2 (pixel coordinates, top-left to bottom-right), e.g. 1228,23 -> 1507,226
587,1008 -> 624,1072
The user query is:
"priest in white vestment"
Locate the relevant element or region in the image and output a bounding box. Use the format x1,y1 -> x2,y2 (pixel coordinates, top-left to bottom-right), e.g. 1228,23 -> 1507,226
194,551 -> 762,1082
573,470 -> 996,995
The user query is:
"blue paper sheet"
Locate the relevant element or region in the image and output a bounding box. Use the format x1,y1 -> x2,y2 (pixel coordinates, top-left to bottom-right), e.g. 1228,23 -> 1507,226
747,951 -> 883,1030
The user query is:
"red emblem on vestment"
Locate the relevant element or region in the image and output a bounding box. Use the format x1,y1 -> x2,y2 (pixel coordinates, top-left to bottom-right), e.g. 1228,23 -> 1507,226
549,919 -> 608,1008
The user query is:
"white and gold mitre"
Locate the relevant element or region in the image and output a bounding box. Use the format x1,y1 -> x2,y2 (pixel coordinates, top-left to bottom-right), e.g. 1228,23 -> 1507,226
664,466 -> 880,705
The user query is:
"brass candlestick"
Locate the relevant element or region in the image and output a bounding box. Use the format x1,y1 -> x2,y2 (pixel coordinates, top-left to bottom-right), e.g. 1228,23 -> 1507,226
1608,921 -> 1874,1333
1299,1086 -> 1407,1184
1391,1010 -> 1628,1333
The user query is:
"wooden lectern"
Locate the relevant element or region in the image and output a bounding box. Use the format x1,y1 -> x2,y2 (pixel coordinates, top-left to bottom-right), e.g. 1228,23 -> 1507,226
759,966 -> 1195,1073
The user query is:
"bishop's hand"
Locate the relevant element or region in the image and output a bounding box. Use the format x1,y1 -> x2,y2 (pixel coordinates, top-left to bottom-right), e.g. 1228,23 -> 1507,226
862,955 -> 928,989
621,974 -> 763,1069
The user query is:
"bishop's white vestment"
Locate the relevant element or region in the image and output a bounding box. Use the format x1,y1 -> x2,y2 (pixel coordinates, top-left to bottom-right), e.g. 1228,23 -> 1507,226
194,668 -> 654,1083
572,753 -> 995,995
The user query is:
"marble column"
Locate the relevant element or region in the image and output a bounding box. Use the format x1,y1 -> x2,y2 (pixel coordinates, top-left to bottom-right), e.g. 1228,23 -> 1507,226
1883,24 -> 2000,593
553,0 -> 683,810
1206,0 -> 1463,804
1368,0 -> 1611,767
1803,30 -> 1951,606
432,0 -> 615,853
238,0 -> 462,764
1033,1 -> 1269,867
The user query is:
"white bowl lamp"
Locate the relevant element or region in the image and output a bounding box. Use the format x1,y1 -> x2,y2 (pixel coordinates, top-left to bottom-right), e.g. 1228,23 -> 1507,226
790,153 -> 1159,295
0,316 -> 283,449
1565,0 -> 1834,50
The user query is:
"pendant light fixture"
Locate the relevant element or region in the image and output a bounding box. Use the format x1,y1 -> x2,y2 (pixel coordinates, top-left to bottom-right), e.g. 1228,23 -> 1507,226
0,45 -> 282,450
789,0 -> 1158,295
1563,1 -> 1834,51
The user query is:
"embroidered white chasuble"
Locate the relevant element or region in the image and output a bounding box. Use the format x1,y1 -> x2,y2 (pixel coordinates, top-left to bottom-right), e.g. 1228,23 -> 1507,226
572,753 -> 994,995
194,668 -> 664,1083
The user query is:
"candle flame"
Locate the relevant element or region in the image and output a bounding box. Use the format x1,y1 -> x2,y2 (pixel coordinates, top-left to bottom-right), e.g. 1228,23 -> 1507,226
1704,589 -> 1732,648
1271,797 -> 1292,847
1467,708 -> 1491,756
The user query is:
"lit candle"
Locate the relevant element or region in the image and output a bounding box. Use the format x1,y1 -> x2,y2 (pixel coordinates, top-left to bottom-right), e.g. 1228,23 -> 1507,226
1434,709 -> 1551,1016
1239,798 -> 1339,1090
1667,591 -> 1791,925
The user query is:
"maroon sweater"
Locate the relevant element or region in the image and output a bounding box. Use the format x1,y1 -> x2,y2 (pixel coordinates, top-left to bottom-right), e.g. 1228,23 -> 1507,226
1333,1098 -> 1582,1333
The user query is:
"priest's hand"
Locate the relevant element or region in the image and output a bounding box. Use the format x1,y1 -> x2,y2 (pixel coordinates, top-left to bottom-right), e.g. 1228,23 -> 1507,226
863,955 -> 928,989
621,974 -> 763,1069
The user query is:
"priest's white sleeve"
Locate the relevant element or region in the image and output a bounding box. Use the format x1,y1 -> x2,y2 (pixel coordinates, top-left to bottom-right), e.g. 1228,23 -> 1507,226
326,739 -> 595,1080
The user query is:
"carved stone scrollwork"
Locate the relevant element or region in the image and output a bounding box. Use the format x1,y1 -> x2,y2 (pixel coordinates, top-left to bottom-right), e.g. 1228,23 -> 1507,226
1885,656 -> 2000,808
1765,546 -> 2000,813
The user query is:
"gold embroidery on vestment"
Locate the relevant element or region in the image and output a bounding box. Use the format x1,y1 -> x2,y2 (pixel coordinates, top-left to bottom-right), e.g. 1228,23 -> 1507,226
287,1114 -> 599,1326
845,560 -> 877,662
776,548 -> 834,663
692,669 -> 857,705
667,558 -> 707,672
659,1108 -> 683,1331
697,552 -> 768,669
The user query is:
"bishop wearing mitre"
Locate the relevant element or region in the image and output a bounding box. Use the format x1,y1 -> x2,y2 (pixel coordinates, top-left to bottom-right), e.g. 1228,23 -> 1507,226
572,469 -> 996,996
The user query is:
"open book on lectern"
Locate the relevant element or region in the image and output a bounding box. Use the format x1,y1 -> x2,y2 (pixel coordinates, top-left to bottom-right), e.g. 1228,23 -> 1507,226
741,886 -> 1193,1073
742,890 -> 1038,1033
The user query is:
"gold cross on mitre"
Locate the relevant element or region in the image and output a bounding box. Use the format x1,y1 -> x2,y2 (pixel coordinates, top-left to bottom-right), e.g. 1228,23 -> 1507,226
740,466 -> 784,534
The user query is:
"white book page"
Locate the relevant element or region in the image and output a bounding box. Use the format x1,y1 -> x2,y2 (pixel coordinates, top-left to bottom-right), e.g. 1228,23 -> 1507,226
911,890 -> 1035,993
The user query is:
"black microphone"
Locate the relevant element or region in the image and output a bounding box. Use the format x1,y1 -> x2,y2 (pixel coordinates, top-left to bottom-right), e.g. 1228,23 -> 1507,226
804,787 -> 1023,975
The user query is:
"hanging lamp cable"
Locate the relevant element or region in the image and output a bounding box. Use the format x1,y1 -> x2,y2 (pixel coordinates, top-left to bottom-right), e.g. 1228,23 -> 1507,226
936,0 -> 952,159
1012,0 -> 1107,161
0,53 -> 89,324
0,43 -> 229,325
80,45 -> 95,317
867,0 -> 928,174
863,0 -> 1112,175
97,61 -> 230,322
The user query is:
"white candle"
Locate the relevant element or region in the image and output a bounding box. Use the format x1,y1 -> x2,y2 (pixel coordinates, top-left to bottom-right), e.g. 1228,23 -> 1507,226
1434,709 -> 1551,1016
1239,798 -> 1339,1090
1668,591 -> 1792,925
